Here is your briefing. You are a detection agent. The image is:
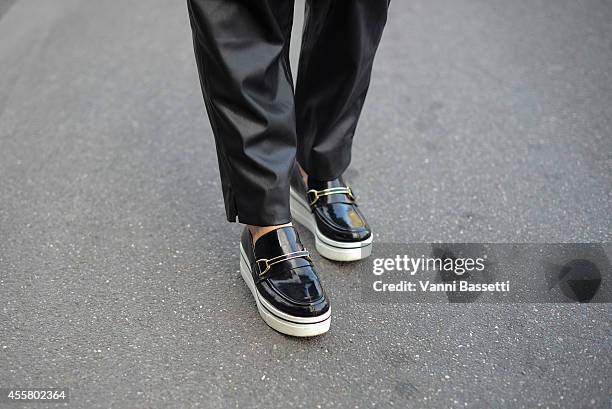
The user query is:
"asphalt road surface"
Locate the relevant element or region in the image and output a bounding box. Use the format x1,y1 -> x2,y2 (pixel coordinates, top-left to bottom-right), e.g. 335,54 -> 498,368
1,0 -> 611,408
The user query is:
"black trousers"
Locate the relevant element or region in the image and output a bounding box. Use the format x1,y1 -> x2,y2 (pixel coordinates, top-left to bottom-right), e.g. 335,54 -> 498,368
187,0 -> 389,225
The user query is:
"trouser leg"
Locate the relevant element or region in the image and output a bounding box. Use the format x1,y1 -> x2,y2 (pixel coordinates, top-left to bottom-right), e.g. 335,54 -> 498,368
187,0 -> 296,225
295,0 -> 389,180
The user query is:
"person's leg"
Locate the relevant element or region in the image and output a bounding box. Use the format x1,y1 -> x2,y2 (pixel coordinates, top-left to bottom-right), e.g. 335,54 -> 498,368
289,0 -> 389,261
295,0 -> 389,180
187,0 -> 330,337
187,0 -> 296,232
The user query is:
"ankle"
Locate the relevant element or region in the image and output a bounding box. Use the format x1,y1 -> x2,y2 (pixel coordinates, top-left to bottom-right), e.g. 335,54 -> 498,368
248,222 -> 292,244
297,164 -> 308,185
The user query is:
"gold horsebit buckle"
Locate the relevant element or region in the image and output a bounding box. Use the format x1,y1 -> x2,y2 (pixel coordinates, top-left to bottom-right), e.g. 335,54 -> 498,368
306,186 -> 355,206
255,250 -> 311,277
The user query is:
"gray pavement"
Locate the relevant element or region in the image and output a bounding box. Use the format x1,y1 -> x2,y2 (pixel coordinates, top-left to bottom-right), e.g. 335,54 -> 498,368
0,0 -> 15,19
1,0 -> 611,408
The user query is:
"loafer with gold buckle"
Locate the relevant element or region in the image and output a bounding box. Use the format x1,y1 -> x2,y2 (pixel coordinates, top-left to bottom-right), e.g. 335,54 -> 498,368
290,169 -> 373,261
239,226 -> 331,337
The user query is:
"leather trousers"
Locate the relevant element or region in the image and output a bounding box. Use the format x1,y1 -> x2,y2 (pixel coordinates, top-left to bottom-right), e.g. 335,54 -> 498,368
187,0 -> 389,226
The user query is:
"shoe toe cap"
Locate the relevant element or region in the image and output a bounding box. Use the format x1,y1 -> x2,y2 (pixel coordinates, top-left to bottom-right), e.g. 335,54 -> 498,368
315,204 -> 372,242
258,266 -> 330,317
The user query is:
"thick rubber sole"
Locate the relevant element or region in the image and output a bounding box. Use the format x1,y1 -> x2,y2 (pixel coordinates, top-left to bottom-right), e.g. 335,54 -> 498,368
239,244 -> 331,337
290,187 -> 373,262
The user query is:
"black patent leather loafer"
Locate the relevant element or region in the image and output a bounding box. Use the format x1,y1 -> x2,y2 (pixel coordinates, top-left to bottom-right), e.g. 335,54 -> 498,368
239,226 -> 331,337
290,170 -> 373,261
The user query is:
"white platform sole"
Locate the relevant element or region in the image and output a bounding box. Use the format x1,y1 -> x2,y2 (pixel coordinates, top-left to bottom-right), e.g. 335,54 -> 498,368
289,187 -> 373,262
239,244 -> 331,337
